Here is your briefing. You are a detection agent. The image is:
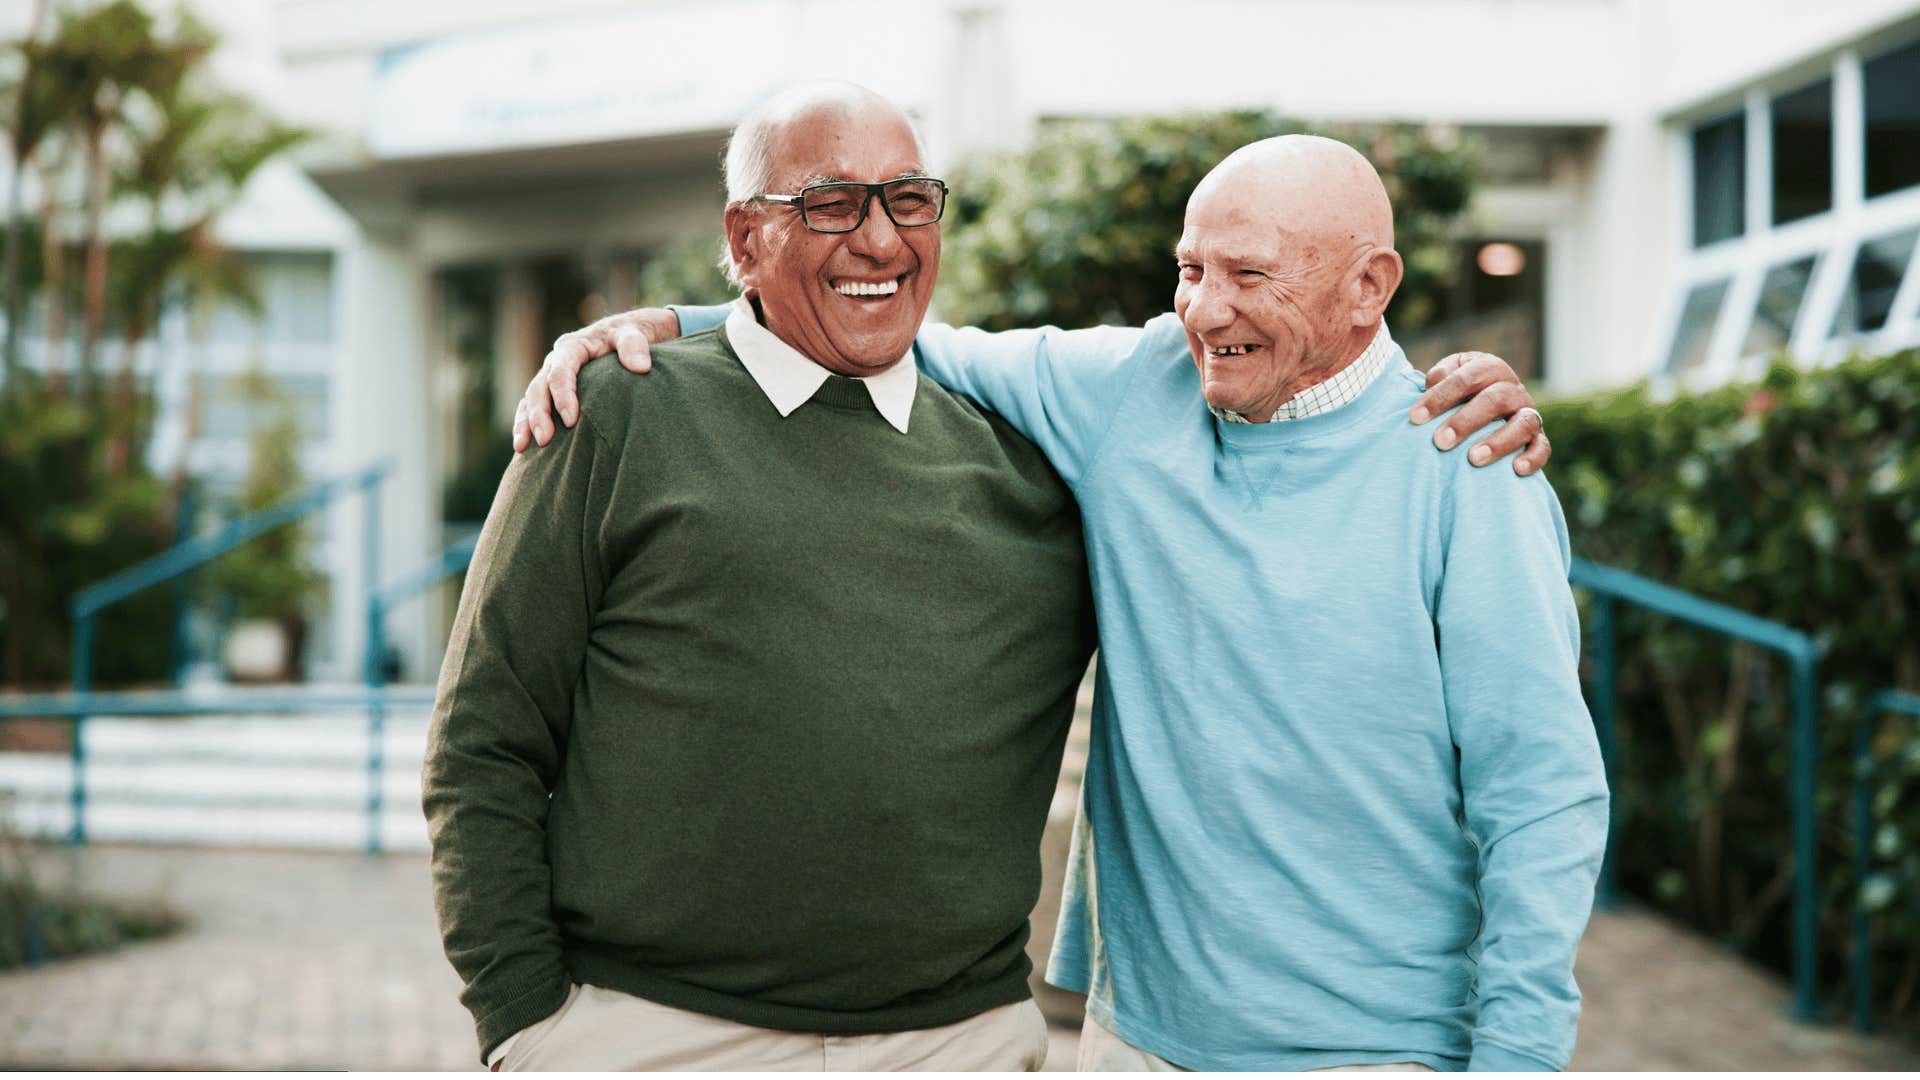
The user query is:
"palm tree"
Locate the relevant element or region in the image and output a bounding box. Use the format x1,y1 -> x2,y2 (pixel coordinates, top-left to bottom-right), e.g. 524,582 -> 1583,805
0,0 -> 63,397
41,0 -> 200,408
107,74 -> 309,483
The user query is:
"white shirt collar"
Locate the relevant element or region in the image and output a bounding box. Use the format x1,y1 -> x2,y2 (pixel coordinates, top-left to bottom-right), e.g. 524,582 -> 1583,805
1211,321 -> 1396,424
725,297 -> 917,434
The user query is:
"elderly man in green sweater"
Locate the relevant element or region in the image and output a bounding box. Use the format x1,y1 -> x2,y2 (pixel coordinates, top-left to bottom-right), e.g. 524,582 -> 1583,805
427,81 -> 1544,1072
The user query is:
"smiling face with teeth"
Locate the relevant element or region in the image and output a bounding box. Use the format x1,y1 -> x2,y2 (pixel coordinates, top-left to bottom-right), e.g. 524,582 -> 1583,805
725,93 -> 938,378
1172,136 -> 1404,422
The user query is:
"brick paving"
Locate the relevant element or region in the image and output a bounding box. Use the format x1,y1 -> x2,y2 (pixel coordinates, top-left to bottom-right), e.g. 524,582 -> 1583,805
3,843 -> 1918,1071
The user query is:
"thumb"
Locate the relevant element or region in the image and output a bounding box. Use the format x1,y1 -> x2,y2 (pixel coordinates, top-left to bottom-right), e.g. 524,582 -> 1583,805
614,327 -> 653,373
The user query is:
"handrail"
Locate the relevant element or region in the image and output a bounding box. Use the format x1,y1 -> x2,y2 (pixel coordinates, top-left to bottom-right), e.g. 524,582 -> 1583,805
0,686 -> 437,718
359,531 -> 478,854
1568,556 -> 1824,1022
1851,688 -> 1920,1033
70,463 -> 390,628
63,462 -> 389,845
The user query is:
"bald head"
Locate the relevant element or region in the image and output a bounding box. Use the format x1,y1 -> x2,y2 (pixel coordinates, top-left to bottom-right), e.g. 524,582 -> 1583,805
1189,134 -> 1395,259
1173,134 -> 1406,421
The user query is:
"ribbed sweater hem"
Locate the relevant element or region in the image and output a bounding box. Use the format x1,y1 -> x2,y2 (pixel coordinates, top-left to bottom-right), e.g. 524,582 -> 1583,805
474,970 -> 572,1064
564,948 -> 1033,1035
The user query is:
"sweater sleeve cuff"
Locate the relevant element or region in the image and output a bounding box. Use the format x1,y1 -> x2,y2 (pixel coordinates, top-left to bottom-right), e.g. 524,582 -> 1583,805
1468,1041 -> 1560,1072
475,973 -> 571,1066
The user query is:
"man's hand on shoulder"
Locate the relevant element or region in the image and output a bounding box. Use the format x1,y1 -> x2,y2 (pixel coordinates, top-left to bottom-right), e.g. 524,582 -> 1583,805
1407,351 -> 1550,476
513,307 -> 680,452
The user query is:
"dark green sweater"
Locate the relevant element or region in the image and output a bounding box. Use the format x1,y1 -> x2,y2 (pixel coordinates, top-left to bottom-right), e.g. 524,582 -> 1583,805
423,326 -> 1094,1061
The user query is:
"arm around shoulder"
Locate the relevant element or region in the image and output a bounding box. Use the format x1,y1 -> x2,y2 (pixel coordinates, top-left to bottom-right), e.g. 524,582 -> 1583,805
912,316 -> 1170,485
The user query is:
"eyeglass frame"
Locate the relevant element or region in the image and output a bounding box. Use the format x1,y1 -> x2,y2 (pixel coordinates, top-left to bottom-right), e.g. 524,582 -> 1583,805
750,177 -> 950,234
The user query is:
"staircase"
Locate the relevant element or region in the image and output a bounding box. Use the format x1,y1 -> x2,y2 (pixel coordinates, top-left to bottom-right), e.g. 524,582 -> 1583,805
0,699 -> 433,851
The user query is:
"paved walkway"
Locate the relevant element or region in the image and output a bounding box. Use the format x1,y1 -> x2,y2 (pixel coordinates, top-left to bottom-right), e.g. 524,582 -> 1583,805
1,844 -> 1916,1071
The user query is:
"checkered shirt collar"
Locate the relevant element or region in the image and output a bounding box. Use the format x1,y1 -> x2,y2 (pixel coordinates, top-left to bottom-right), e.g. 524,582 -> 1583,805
1211,322 -> 1396,425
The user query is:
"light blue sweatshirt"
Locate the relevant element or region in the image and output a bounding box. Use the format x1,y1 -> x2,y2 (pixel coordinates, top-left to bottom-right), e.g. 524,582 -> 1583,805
672,306 -> 1609,1071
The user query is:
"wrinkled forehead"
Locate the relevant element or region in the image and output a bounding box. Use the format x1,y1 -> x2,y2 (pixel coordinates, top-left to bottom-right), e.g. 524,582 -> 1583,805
1178,184 -> 1330,262
766,109 -> 926,189
1175,218 -> 1303,266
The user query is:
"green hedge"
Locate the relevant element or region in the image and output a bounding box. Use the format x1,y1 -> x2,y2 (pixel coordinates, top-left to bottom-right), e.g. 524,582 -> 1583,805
1541,349 -> 1920,1027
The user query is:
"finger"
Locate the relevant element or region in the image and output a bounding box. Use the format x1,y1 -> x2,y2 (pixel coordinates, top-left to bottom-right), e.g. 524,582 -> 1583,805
512,400 -> 530,454
613,326 -> 653,373
528,373 -> 556,447
1413,351 -> 1512,422
550,361 -> 579,428
1438,381 -> 1527,457
1465,403 -> 1542,468
1424,351 -> 1465,389
1514,431 -> 1552,476
1410,353 -> 1499,425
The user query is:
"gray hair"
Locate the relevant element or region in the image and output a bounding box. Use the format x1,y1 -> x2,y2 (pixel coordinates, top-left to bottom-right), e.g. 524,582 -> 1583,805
715,81 -> 930,286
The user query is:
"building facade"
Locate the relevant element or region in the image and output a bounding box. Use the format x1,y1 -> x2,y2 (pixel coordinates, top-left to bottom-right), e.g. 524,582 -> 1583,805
9,0 -> 1918,682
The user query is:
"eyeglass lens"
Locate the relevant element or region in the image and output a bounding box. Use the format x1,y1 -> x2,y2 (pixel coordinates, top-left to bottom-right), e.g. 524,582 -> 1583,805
801,179 -> 945,232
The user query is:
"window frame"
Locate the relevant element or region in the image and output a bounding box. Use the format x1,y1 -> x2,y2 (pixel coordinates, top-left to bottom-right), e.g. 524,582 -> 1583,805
1658,43 -> 1920,390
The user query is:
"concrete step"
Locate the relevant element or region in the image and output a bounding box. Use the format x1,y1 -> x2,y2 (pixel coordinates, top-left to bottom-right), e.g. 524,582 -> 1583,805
0,755 -> 424,806
0,711 -> 437,852
76,711 -> 432,765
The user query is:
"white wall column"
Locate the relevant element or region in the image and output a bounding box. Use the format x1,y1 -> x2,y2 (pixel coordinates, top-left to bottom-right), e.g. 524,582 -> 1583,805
328,232 -> 435,684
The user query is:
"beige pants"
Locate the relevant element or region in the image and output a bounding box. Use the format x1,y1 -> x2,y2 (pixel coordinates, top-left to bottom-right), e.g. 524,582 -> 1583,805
1077,1014 -> 1435,1073
501,983 -> 1050,1071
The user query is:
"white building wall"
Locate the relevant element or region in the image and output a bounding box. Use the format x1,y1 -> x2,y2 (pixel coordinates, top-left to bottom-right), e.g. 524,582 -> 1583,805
11,0 -> 1918,685
330,235 -> 434,681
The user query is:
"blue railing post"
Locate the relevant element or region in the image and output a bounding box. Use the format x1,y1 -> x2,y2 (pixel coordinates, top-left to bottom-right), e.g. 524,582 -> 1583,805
68,614 -> 94,845
1567,557 -> 1822,1025
359,530 -> 478,855
168,481 -> 199,683
362,472 -> 385,856
365,595 -> 386,857
1590,594 -> 1619,911
1853,696 -> 1876,1033
1788,652 -> 1820,1022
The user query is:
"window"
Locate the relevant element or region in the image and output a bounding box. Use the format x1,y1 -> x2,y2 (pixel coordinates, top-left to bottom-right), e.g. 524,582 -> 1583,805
209,253 -> 335,345
1693,114 -> 1746,246
1662,41 -> 1920,380
197,373 -> 330,442
1772,80 -> 1831,224
1864,40 -> 1920,199
1667,280 -> 1730,372
1743,256 -> 1819,358
1832,228 -> 1919,337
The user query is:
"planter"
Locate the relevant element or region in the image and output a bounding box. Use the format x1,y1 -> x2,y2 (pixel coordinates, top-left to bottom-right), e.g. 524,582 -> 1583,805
223,617 -> 305,683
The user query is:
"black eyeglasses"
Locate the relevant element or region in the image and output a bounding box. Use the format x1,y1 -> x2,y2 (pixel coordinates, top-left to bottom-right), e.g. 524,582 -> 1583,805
754,177 -> 949,234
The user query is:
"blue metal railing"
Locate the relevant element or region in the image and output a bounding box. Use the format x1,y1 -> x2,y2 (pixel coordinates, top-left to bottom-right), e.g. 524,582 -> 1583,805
1852,687 -> 1920,1033
360,532 -> 478,853
1568,556 -> 1824,1022
64,462 -> 389,844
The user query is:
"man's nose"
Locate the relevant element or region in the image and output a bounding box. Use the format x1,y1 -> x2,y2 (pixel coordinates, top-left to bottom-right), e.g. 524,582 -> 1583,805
844,192 -> 905,260
1184,276 -> 1236,333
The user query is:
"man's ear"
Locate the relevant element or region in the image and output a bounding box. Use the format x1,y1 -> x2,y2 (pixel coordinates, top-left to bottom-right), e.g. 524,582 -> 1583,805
1352,249 -> 1405,326
724,203 -> 758,288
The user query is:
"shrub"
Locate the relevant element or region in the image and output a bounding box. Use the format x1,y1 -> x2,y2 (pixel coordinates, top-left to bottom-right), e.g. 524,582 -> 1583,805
935,112 -> 1475,333
0,810 -> 183,969
1541,349 -> 1920,1026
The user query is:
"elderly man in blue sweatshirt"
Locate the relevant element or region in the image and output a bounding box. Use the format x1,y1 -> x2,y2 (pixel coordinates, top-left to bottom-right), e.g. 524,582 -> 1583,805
521,134 -> 1608,1071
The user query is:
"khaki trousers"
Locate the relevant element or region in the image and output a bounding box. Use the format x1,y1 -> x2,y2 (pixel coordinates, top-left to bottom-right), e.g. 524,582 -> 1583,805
1077,1014 -> 1435,1073
501,983 -> 1050,1071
